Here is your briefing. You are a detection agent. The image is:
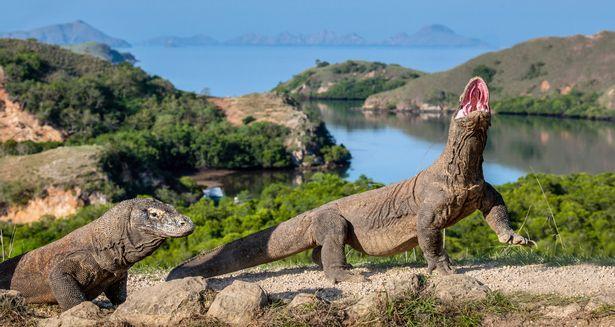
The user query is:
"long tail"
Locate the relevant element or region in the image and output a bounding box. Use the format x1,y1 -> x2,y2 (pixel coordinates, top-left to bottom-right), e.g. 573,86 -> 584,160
166,213 -> 315,280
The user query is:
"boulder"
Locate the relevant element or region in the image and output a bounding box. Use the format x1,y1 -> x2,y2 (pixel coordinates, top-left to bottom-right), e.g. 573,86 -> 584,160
111,277 -> 211,326
207,280 -> 268,325
430,274 -> 490,303
346,275 -> 421,319
40,302 -> 104,327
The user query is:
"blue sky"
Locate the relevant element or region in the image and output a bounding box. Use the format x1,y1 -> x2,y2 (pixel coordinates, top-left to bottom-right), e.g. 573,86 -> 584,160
1,0 -> 614,46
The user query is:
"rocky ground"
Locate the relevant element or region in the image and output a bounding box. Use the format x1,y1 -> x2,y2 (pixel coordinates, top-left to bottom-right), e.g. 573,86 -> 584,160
2,261 -> 614,326
128,262 -> 615,302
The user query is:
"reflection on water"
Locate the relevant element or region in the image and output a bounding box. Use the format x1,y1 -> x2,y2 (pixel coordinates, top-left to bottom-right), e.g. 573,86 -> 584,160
311,101 -> 615,185
191,101 -> 614,196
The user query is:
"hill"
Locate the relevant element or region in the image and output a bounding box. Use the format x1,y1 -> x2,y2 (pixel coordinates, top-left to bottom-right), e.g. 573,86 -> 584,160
383,24 -> 488,47
273,60 -> 424,100
63,42 -> 136,64
1,20 -> 130,48
364,31 -> 615,119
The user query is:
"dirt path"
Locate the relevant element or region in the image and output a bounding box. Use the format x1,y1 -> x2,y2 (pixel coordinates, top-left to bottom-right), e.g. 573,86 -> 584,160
129,262 -> 615,302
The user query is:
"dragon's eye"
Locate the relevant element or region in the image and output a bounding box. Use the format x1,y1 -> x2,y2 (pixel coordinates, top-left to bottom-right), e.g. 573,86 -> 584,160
150,211 -> 158,218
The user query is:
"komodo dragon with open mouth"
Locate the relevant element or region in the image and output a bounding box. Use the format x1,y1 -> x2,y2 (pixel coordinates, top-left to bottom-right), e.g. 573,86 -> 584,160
167,77 -> 534,283
0,198 -> 194,310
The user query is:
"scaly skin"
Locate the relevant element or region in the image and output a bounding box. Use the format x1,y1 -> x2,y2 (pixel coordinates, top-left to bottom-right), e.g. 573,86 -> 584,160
167,77 -> 534,283
0,198 -> 194,310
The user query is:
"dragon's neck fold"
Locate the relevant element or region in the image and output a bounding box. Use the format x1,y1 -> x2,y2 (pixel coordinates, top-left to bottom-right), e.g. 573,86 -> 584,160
436,122 -> 487,187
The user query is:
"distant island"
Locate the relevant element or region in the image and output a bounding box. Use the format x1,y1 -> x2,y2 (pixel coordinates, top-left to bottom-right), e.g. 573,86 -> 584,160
142,25 -> 489,48
138,34 -> 219,47
383,25 -> 487,47
0,20 -> 130,48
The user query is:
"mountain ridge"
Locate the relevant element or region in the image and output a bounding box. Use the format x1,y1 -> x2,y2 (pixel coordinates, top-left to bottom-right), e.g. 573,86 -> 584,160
140,25 -> 488,47
1,20 -> 130,48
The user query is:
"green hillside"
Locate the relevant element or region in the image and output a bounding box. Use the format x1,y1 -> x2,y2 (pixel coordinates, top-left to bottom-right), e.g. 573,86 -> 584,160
0,39 -> 347,206
274,60 -> 424,100
364,31 -> 615,119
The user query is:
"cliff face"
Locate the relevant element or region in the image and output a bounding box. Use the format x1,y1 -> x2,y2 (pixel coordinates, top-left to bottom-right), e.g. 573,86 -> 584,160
0,68 -> 65,142
1,187 -> 106,224
0,146 -> 108,223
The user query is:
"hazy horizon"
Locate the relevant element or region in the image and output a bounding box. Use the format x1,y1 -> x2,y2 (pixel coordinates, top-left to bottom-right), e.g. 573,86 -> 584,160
2,0 -> 614,47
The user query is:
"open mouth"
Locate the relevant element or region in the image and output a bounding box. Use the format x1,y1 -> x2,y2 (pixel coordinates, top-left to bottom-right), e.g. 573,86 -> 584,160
455,77 -> 491,119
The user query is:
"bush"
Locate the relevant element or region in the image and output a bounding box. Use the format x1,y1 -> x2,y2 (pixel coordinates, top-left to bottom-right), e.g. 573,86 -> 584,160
471,64 -> 497,84
320,77 -> 407,100
242,115 -> 256,125
321,145 -> 351,165
0,140 -> 62,156
523,62 -> 546,80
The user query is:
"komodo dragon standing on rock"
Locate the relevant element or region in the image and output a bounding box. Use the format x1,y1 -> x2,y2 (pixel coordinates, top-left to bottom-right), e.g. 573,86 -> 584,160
167,77 -> 535,283
0,198 -> 194,310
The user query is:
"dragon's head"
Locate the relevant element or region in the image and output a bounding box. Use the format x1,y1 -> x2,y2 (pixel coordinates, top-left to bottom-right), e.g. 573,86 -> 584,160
449,77 -> 492,137
129,198 -> 194,238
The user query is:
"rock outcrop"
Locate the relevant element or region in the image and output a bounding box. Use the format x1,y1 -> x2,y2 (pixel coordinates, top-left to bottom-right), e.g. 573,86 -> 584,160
1,187 -> 106,224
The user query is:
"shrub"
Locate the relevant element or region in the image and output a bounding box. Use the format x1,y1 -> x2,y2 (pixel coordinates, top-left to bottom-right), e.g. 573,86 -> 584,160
471,64 -> 497,84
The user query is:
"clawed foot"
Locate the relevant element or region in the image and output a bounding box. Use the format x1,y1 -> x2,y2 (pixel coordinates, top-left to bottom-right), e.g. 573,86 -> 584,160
498,232 -> 536,247
427,254 -> 456,275
325,269 -> 367,283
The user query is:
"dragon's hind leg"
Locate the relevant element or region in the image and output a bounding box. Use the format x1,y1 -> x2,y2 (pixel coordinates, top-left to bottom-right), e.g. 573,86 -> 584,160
311,246 -> 353,270
311,210 -> 365,283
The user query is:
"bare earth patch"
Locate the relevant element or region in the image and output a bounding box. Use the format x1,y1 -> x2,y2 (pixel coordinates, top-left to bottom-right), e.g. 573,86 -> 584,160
0,86 -> 65,143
